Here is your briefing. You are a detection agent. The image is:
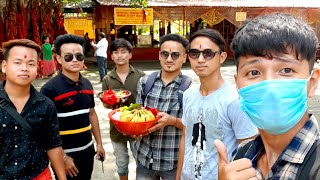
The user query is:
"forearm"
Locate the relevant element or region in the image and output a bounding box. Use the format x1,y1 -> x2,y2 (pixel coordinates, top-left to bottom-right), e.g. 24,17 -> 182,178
176,127 -> 186,180
173,117 -> 184,129
47,147 -> 66,180
89,108 -> 103,145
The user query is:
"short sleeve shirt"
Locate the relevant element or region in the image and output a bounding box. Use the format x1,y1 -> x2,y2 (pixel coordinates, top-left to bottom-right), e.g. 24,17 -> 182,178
102,65 -> 145,142
134,71 -> 185,171
0,81 -> 62,179
40,73 -> 94,153
181,84 -> 258,180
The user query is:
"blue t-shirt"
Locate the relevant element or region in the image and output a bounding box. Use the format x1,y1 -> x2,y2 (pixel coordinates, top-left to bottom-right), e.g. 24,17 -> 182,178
181,83 -> 258,180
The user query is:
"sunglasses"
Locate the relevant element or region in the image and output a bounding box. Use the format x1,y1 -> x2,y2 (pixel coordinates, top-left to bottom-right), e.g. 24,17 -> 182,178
188,49 -> 220,60
63,53 -> 85,62
159,51 -> 182,60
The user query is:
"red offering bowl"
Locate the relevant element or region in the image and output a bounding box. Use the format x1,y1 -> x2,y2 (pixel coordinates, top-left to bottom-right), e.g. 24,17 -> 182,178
97,89 -> 131,106
108,108 -> 160,136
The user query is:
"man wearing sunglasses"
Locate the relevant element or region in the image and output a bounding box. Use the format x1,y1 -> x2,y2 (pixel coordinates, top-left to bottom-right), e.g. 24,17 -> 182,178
135,34 -> 190,180
176,29 -> 257,180
41,34 -> 105,180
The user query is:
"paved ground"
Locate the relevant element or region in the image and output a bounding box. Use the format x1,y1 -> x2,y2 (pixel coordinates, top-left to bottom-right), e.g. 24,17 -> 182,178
32,60 -> 320,180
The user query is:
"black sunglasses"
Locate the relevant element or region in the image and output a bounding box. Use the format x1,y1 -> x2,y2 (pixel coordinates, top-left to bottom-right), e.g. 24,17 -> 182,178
159,51 -> 182,60
188,49 -> 220,60
63,53 -> 85,62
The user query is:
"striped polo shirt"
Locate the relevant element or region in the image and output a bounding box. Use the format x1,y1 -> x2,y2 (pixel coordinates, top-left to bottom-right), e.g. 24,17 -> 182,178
40,73 -> 94,153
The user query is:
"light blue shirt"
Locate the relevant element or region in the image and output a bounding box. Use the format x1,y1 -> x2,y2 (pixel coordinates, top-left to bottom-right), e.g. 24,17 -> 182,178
181,83 -> 258,180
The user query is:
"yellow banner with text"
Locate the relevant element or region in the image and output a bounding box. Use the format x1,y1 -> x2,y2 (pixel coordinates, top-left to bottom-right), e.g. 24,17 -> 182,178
114,8 -> 153,25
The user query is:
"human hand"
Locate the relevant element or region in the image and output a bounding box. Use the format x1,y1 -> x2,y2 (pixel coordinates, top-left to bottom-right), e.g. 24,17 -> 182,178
64,155 -> 79,177
148,112 -> 176,133
96,144 -> 106,161
214,139 -> 257,180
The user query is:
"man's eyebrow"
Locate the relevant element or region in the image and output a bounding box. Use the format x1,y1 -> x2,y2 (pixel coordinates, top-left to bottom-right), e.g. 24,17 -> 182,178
239,58 -> 261,70
13,58 -> 37,62
272,57 -> 300,64
239,57 -> 300,70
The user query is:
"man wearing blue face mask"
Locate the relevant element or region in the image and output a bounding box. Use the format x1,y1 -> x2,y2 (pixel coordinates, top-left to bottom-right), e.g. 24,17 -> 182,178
214,13 -> 320,180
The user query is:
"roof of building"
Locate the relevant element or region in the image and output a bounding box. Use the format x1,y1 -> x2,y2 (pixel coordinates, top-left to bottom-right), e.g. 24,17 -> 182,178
96,0 -> 320,8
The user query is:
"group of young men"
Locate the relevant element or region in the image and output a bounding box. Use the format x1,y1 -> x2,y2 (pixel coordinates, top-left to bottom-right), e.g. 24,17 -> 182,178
1,12 -> 320,180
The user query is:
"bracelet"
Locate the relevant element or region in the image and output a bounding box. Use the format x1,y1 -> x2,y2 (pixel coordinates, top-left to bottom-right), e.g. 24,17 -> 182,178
63,154 -> 68,162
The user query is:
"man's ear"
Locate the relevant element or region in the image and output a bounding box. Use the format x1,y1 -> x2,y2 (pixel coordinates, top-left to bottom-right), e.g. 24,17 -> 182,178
183,53 -> 187,64
2,60 -> 7,74
219,52 -> 227,64
234,73 -> 239,89
308,68 -> 320,98
56,55 -> 63,65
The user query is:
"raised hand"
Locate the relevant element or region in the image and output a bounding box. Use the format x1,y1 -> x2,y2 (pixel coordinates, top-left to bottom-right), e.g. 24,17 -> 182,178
214,139 -> 257,180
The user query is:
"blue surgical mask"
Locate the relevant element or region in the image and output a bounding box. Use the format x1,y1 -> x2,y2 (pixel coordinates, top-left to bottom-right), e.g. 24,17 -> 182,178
238,74 -> 312,135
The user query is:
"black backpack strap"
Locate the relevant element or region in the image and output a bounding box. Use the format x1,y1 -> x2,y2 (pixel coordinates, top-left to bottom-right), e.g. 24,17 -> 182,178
0,99 -> 32,133
142,73 -> 191,107
141,72 -> 158,105
296,140 -> 320,180
178,75 -> 192,107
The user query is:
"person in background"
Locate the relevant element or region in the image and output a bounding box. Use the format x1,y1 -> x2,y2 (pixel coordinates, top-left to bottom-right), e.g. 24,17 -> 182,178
215,13 -> 320,180
91,32 -> 108,82
42,35 -> 55,78
0,39 -> 66,180
102,38 -> 145,180
41,34 -> 105,180
83,32 -> 90,57
176,29 -> 257,180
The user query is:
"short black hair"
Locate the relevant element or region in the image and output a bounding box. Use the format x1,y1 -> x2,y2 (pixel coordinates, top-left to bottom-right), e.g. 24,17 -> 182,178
110,38 -> 133,53
54,34 -> 85,55
3,39 -> 41,61
231,13 -> 319,70
159,34 -> 189,50
42,35 -> 49,44
99,32 -> 106,38
189,29 -> 226,52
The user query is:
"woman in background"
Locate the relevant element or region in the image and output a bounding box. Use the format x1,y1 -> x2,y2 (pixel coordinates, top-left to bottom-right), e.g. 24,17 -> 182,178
42,36 -> 55,78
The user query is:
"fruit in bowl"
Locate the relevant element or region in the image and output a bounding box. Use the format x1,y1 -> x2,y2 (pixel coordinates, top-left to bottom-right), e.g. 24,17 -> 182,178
97,89 -> 131,106
108,103 -> 160,136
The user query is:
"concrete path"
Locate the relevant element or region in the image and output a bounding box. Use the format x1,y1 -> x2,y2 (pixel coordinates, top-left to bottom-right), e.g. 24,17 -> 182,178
32,60 -> 320,180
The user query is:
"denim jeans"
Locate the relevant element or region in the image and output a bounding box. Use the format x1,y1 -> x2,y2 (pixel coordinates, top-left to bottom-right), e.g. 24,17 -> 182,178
96,56 -> 107,81
136,162 -> 176,180
111,140 -> 136,176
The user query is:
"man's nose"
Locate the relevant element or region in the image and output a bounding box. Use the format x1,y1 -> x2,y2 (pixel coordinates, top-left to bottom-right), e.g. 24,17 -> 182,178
197,53 -> 206,63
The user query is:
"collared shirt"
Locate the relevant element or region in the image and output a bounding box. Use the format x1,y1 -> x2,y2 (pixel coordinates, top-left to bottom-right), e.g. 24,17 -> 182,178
40,73 -> 95,153
92,38 -> 108,58
0,81 -> 62,180
237,115 -> 319,180
102,65 -> 145,142
135,71 -> 184,171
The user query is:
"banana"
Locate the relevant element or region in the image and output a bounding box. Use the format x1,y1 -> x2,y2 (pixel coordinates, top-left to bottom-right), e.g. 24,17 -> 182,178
120,113 -> 134,122
142,109 -> 155,121
131,114 -> 139,123
119,105 -> 156,123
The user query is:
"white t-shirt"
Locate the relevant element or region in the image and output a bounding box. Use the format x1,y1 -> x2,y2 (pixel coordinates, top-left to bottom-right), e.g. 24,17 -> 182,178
93,38 -> 108,58
181,83 -> 258,180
